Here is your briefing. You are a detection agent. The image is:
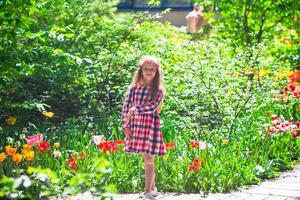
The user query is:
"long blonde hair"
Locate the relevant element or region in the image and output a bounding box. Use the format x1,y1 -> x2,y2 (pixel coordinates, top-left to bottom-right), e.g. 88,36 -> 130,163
129,56 -> 165,112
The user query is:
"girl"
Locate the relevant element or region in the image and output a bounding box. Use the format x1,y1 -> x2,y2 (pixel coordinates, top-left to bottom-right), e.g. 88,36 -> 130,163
121,55 -> 165,200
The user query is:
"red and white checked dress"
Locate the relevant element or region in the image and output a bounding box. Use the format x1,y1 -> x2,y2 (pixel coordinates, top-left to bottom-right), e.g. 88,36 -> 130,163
121,85 -> 166,156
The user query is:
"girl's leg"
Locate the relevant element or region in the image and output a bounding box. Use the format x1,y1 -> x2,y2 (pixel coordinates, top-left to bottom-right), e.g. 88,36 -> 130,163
151,170 -> 156,191
143,153 -> 155,193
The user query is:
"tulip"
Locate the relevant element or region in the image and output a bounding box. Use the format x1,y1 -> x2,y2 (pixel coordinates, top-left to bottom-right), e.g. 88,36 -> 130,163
5,145 -> 17,156
67,155 -> 77,171
222,139 -> 229,145
77,151 -> 85,160
53,142 -> 60,148
188,158 -> 201,171
42,111 -> 54,118
165,142 -> 175,150
12,153 -> 22,164
271,115 -> 277,121
292,131 -> 299,138
22,144 -> 32,151
53,150 -> 62,158
0,152 -> 7,163
115,140 -> 125,146
92,135 -> 104,145
6,117 -> 16,126
36,141 -> 50,152
25,134 -> 43,146
189,140 -> 199,148
98,141 -> 118,153
22,150 -> 34,161
199,141 -> 207,150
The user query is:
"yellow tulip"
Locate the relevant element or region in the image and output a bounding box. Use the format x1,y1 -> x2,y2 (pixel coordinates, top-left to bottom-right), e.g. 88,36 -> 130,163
5,145 -> 17,156
53,142 -> 60,148
42,111 -> 54,118
255,69 -> 270,77
231,72 -> 241,77
12,153 -> 22,164
274,70 -> 292,80
6,117 -> 16,126
222,139 -> 229,145
22,150 -> 34,161
22,144 -> 32,151
0,152 -> 7,163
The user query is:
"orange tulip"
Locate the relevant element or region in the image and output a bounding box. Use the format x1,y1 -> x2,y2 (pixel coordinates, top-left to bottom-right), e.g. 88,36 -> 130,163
77,151 -> 85,160
274,94 -> 287,99
67,155 -> 77,171
288,71 -> 300,82
165,142 -> 175,150
115,140 -> 125,146
12,153 -> 22,164
5,145 -> 17,156
0,152 -> 7,163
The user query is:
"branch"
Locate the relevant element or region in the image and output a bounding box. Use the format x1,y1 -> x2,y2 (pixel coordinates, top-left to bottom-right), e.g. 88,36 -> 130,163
243,3 -> 251,46
262,14 -> 290,32
255,8 -> 268,44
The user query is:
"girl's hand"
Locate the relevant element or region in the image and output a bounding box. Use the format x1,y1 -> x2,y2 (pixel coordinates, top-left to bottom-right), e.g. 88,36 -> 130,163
123,128 -> 132,140
127,107 -> 136,120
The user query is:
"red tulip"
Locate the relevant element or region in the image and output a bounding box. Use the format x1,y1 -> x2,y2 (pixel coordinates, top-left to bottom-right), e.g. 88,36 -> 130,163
188,158 -> 201,171
189,141 -> 199,148
36,141 -> 50,152
98,141 -> 119,153
67,155 -> 77,171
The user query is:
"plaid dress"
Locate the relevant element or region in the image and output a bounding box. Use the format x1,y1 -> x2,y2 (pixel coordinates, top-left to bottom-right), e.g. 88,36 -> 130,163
121,85 -> 165,156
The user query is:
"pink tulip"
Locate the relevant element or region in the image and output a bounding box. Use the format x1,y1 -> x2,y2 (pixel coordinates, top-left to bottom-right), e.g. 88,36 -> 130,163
272,120 -> 281,126
270,127 -> 277,133
290,125 -> 298,130
92,135 -> 104,145
292,131 -> 299,138
271,115 -> 277,121
25,134 -> 43,146
284,121 -> 290,127
279,126 -> 286,132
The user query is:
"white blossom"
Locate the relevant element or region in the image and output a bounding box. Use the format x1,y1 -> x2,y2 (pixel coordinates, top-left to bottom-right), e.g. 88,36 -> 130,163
255,165 -> 265,173
76,57 -> 83,65
15,141 -> 21,148
53,150 -> 62,158
19,134 -> 26,140
57,34 -> 64,42
6,137 -> 14,144
49,31 -> 56,38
